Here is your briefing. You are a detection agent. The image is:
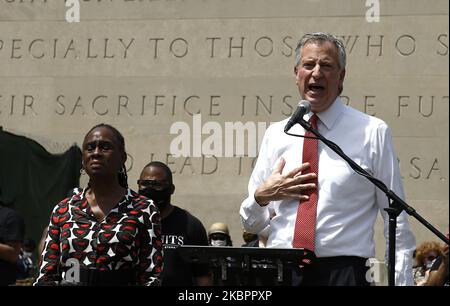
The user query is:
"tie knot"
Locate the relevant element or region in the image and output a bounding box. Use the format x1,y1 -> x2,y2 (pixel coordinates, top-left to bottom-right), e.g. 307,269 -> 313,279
309,114 -> 318,128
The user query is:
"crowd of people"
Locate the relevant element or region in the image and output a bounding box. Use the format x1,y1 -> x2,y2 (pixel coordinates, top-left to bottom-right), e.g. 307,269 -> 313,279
1,32 -> 448,286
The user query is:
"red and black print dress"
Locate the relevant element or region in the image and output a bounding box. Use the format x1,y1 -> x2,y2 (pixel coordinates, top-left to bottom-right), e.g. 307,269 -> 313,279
35,188 -> 163,286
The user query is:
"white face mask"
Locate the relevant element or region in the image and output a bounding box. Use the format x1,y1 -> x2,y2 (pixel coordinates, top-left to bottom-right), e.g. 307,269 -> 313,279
211,239 -> 227,246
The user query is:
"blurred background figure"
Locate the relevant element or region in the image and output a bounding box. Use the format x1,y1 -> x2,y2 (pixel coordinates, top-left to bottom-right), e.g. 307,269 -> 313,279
208,222 -> 233,246
426,231 -> 449,286
138,161 -> 211,286
242,226 -> 277,286
15,238 -> 37,285
242,226 -> 269,248
242,230 -> 258,247
36,226 -> 48,269
413,240 -> 442,286
0,193 -> 25,286
207,222 -> 238,285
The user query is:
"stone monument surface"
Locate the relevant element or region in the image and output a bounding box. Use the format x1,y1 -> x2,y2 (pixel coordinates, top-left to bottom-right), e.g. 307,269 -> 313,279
0,0 -> 448,259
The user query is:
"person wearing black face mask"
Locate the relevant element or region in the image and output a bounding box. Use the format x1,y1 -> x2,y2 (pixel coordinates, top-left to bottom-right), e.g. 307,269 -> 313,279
138,161 -> 212,286
139,180 -> 172,212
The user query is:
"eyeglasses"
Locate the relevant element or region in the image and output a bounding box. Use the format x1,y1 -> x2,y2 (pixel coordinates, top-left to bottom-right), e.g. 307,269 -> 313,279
137,179 -> 170,190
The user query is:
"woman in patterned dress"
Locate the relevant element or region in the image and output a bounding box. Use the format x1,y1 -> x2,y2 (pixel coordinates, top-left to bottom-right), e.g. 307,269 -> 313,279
35,124 -> 163,286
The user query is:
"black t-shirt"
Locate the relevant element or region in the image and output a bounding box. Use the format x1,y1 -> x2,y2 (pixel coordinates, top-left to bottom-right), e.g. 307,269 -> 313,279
161,206 -> 209,286
0,206 -> 25,286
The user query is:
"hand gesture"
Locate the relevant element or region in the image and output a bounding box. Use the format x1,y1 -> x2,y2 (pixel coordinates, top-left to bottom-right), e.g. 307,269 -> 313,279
254,157 -> 317,206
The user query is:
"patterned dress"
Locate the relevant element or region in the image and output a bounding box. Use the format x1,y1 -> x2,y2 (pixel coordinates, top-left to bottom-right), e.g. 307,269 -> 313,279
35,188 -> 163,286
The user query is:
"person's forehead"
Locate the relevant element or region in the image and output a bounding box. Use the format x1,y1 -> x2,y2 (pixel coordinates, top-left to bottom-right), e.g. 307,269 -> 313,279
84,127 -> 115,142
140,166 -> 168,181
301,41 -> 338,58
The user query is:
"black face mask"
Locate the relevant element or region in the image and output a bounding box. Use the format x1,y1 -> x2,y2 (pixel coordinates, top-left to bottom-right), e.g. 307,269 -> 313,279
139,187 -> 171,211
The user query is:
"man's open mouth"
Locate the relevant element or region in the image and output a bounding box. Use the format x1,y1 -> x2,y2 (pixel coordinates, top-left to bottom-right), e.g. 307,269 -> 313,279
308,84 -> 325,92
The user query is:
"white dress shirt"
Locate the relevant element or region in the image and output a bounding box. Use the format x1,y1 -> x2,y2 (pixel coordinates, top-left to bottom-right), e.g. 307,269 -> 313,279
240,98 -> 416,285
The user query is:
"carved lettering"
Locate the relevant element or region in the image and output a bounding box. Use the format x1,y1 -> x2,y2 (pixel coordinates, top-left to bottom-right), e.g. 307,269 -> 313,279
281,95 -> 294,117
409,157 -> 422,179
367,35 -> 383,56
229,37 -> 245,57
23,95 -> 36,116
184,96 -> 201,116
437,34 -> 448,56
148,38 -> 164,58
148,154 -> 219,176
397,95 -> 446,117
364,95 -> 376,116
340,35 -> 359,54
63,39 -> 77,59
340,95 -> 350,106
70,96 -> 85,115
29,39 -> 45,59
119,38 -> 134,58
418,96 -> 434,117
154,95 -> 165,115
206,37 -> 221,58
254,36 -> 273,57
103,38 -> 114,59
87,38 -> 98,58
180,157 -> 195,174
170,38 -> 188,58
55,95 -> 65,115
426,158 -> 442,180
282,36 -> 294,57
201,156 -> 218,174
0,34 -> 448,61
0,95 -> 37,116
209,96 -> 221,116
395,35 -> 416,56
407,157 -> 445,180
397,96 -> 409,117
92,95 -> 108,116
256,95 -> 273,116
11,39 -> 22,59
118,95 -> 132,116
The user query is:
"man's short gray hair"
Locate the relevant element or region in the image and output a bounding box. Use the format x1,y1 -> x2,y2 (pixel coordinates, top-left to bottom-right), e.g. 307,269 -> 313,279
294,32 -> 346,70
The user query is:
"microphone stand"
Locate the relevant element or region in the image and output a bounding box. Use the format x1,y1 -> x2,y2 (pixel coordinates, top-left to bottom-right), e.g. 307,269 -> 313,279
286,118 -> 449,286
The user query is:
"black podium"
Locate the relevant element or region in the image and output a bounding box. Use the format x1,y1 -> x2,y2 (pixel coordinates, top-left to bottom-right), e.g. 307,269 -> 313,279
177,245 -> 315,286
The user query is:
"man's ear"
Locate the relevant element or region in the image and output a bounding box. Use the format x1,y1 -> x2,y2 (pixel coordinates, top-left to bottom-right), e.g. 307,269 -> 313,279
170,184 -> 175,195
294,66 -> 298,75
339,69 -> 346,85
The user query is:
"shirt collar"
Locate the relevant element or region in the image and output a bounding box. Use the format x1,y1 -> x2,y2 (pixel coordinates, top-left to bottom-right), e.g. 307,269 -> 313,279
305,97 -> 344,130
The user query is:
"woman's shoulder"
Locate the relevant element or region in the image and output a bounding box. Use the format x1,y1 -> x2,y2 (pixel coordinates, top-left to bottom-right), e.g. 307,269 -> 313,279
51,188 -> 85,212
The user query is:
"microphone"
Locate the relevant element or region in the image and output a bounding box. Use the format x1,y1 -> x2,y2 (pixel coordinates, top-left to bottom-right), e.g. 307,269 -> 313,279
284,100 -> 311,133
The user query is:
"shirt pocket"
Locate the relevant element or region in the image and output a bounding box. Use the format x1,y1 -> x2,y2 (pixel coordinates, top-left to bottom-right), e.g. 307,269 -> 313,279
319,160 -> 373,200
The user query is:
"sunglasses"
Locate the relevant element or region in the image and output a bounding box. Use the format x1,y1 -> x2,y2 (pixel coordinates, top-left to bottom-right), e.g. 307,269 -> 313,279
209,233 -> 228,240
137,179 -> 170,189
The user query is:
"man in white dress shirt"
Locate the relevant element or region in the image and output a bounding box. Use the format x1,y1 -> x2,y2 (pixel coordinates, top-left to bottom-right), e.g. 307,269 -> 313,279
240,32 -> 416,286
